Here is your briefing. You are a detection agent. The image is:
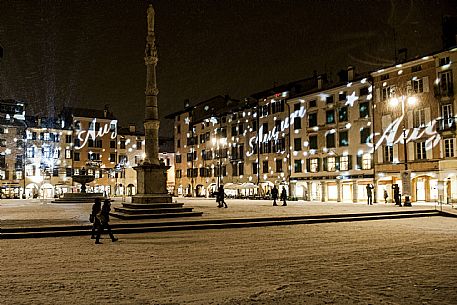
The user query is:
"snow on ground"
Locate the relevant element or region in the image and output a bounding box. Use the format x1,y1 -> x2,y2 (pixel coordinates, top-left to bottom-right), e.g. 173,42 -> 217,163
1,216 -> 457,304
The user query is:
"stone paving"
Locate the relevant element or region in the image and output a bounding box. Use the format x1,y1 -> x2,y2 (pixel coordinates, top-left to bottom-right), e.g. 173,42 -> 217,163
0,196 -> 454,229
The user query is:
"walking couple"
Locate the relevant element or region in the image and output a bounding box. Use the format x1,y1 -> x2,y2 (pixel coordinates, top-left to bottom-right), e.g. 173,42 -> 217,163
90,198 -> 118,244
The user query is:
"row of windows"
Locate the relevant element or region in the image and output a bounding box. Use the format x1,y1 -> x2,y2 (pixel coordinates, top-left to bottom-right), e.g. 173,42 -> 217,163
176,155 -> 373,179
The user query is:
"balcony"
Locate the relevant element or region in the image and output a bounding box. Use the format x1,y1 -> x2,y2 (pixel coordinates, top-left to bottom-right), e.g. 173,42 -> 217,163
437,117 -> 457,132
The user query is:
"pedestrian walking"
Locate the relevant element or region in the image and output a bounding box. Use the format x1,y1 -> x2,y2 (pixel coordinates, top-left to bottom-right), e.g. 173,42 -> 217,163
280,186 -> 287,206
90,198 -> 102,239
366,184 -> 374,205
271,185 -> 279,206
95,199 -> 118,244
393,184 -> 401,206
384,189 -> 389,203
217,185 -> 227,208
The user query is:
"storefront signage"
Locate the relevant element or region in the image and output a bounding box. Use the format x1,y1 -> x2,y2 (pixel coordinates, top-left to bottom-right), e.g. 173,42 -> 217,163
76,118 -> 117,149
246,106 -> 306,156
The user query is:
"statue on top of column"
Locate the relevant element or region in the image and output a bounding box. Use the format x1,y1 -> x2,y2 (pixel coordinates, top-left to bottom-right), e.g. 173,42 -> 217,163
147,4 -> 155,33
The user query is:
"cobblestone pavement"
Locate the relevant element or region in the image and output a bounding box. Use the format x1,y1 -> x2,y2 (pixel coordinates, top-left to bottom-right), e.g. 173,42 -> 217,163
1,216 -> 457,304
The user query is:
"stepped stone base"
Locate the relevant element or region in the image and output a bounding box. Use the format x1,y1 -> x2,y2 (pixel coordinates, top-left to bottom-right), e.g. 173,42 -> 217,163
52,193 -> 104,204
111,194 -> 202,220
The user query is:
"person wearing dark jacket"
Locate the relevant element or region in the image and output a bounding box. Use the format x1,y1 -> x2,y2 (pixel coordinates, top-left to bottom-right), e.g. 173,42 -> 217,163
90,198 -> 102,239
217,185 -> 227,208
95,199 -> 118,244
271,186 -> 279,206
280,186 -> 287,206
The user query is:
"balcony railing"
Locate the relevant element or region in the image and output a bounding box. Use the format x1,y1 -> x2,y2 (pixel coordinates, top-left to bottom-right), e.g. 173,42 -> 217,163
437,117 -> 457,132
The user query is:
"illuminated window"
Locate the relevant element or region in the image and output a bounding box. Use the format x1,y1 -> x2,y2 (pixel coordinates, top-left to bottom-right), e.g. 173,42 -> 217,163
0,170 -> 5,179
362,154 -> 372,169
26,147 -> 34,158
445,138 -> 455,158
94,171 -> 100,179
26,165 -> 35,176
65,149 -> 71,159
310,158 -> 319,173
340,156 -> 349,171
327,157 -> 336,171
15,170 -> 23,180
88,169 -> 94,176
44,133 -> 50,141
74,169 -> 79,176
416,142 -> 426,160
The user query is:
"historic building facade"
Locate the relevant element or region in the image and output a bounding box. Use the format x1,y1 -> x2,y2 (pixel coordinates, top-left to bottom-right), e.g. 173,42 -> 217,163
288,68 -> 374,203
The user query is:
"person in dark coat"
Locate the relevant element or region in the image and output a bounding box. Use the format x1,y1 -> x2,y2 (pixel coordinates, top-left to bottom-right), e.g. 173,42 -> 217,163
280,186 -> 287,206
384,189 -> 389,203
366,184 -> 374,205
271,186 -> 279,206
393,184 -> 401,206
95,199 -> 118,244
217,185 -> 227,208
90,198 -> 102,239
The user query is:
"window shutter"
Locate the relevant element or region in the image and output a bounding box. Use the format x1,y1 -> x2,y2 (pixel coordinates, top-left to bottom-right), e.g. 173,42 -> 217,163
378,148 -> 383,163
336,156 -> 340,171
348,155 -> 352,170
407,110 -> 414,129
5,170 -> 9,180
424,107 -> 431,126
408,142 -> 415,161
382,115 -> 392,129
426,141 -> 433,160
306,158 -> 310,173
356,155 -> 362,169
407,80 -> 413,95
375,88 -> 380,102
423,77 -> 429,92
317,158 -> 321,172
323,157 -> 328,171
393,144 -> 399,161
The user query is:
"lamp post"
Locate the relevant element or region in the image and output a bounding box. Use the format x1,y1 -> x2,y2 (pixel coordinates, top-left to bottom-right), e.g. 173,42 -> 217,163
389,95 -> 416,206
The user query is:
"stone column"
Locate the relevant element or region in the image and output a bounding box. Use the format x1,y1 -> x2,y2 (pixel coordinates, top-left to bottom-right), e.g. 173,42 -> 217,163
321,181 -> 327,202
337,179 -> 342,203
352,181 -> 358,203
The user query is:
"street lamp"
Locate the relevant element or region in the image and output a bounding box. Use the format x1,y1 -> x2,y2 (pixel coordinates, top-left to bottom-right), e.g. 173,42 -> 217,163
212,136 -> 226,189
389,95 -> 416,206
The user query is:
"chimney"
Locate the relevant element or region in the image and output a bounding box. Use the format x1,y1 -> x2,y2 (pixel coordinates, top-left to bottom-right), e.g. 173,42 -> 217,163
104,104 -> 109,118
347,66 -> 355,81
129,124 -> 136,133
317,75 -> 323,89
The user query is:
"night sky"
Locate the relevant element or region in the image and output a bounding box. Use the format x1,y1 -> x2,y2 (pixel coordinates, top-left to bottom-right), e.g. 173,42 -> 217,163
0,0 -> 456,136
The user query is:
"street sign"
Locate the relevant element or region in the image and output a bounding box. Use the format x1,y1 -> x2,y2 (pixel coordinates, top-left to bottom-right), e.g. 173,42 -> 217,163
401,170 -> 411,196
